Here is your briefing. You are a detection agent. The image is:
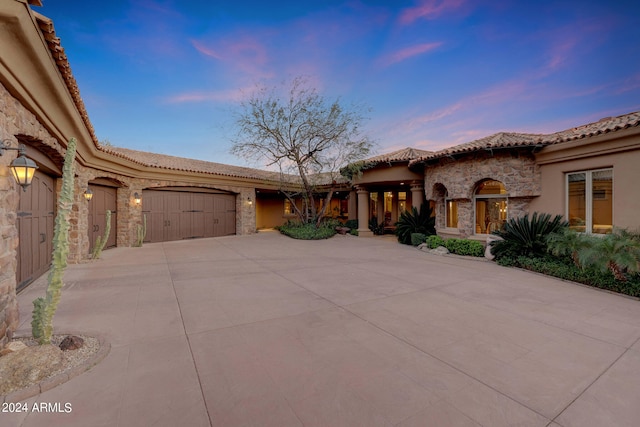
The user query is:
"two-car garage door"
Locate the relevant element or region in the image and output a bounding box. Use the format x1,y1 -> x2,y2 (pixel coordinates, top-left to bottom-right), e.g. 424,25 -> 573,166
142,189 -> 236,243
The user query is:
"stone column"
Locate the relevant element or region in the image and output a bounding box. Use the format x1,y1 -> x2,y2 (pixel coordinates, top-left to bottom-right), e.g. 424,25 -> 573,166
348,190 -> 357,220
72,169 -> 91,262
127,186 -> 144,246
356,187 -> 372,237
238,189 -> 256,235
410,182 -> 424,210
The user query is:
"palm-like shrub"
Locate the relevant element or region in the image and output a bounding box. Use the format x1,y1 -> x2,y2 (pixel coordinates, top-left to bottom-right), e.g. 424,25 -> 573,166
547,228 -> 594,266
490,212 -> 568,259
576,228 -> 640,282
395,203 -> 435,245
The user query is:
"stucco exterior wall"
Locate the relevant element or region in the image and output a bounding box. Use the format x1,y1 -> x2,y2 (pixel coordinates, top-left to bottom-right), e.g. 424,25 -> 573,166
530,130 -> 640,231
353,163 -> 422,185
256,197 -> 289,229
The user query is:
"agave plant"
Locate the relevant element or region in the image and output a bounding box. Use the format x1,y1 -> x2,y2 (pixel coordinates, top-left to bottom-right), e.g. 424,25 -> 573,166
395,203 -> 435,245
490,212 -> 568,259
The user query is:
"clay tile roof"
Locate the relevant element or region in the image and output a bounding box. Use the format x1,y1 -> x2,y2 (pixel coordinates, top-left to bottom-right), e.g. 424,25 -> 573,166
545,111 -> 640,144
102,146 -> 286,182
363,147 -> 432,166
410,132 -> 546,165
34,12 -> 99,147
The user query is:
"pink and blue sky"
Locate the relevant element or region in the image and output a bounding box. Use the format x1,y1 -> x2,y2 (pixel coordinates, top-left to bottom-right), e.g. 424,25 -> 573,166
38,0 -> 640,166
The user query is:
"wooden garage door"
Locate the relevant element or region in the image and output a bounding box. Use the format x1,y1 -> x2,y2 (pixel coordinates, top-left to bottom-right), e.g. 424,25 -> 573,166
142,190 -> 236,243
88,185 -> 117,253
16,170 -> 55,291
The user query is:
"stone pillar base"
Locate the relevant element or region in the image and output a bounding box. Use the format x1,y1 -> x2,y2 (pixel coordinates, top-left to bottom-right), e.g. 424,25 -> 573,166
357,229 -> 374,237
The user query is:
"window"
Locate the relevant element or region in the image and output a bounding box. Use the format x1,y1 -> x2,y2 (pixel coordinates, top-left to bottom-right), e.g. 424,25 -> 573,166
370,192 -> 378,218
474,180 -> 507,234
284,199 -> 293,215
398,192 -> 407,215
445,198 -> 458,228
567,169 -> 612,234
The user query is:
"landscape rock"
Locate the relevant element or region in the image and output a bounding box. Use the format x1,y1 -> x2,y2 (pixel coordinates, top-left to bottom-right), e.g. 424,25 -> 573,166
0,340 -> 28,356
429,246 -> 450,255
335,226 -> 350,235
0,344 -> 64,395
59,335 -> 84,351
485,235 -> 503,260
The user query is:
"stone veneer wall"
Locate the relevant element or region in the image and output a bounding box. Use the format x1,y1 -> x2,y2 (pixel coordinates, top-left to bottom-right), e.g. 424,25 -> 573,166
1,82 -> 68,346
0,81 -> 257,345
424,150 -> 541,238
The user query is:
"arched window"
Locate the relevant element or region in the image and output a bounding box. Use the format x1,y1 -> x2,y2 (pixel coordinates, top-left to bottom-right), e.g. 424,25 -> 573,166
445,191 -> 458,228
474,180 -> 507,234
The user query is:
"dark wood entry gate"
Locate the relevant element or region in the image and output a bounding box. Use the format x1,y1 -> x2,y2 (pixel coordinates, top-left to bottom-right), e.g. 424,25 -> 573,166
87,184 -> 117,253
16,170 -> 54,291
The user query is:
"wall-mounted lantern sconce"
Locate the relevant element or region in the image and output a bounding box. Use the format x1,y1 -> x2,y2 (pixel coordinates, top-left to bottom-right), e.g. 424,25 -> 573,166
84,188 -> 93,201
247,196 -> 253,205
0,139 -> 38,192
134,192 -> 141,205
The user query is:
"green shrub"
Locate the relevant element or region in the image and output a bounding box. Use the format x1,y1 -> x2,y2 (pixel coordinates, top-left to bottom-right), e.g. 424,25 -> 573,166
369,216 -> 385,235
349,228 -> 358,236
491,212 -> 568,260
278,221 -> 337,240
444,238 -> 485,257
426,235 -> 445,249
548,227 -> 640,282
574,228 -> 640,282
395,203 -> 435,245
411,233 -> 426,246
496,254 -> 640,297
344,219 -> 358,230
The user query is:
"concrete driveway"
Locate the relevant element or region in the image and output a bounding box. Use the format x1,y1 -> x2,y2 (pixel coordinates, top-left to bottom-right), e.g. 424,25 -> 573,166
7,231 -> 640,426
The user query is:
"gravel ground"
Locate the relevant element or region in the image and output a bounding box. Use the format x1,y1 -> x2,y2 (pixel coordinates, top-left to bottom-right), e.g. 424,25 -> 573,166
3,335 -> 101,396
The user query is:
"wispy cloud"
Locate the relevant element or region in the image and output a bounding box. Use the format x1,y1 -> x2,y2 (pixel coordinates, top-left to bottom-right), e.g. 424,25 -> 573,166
164,88 -> 248,104
398,0 -> 467,25
191,40 -> 223,60
378,42 -> 443,66
190,34 -> 273,82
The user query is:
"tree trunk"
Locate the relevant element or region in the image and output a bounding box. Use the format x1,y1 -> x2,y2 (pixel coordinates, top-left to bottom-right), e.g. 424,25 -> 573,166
608,261 -> 628,282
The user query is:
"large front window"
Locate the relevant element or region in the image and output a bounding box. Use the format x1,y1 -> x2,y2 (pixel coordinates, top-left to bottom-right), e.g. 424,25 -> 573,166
567,169 -> 612,234
475,180 -> 507,234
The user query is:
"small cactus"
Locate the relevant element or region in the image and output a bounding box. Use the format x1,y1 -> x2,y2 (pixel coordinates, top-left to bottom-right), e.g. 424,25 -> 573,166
32,137 -> 76,344
91,209 -> 111,259
135,214 -> 147,247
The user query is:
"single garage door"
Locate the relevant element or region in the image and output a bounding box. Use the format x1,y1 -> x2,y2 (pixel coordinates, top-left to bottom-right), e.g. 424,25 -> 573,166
142,189 -> 236,243
88,184 -> 117,253
16,170 -> 55,291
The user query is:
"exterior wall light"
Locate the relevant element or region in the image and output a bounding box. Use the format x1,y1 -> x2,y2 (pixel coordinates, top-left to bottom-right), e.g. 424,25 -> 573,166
247,196 -> 253,205
84,188 -> 93,201
134,192 -> 141,205
0,140 -> 38,192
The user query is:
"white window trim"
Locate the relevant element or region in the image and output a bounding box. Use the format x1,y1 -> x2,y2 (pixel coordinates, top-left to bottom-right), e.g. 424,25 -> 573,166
566,168 -> 613,234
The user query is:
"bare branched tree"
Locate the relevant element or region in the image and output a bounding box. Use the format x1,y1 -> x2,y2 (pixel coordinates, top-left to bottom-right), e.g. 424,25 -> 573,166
231,77 -> 373,227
